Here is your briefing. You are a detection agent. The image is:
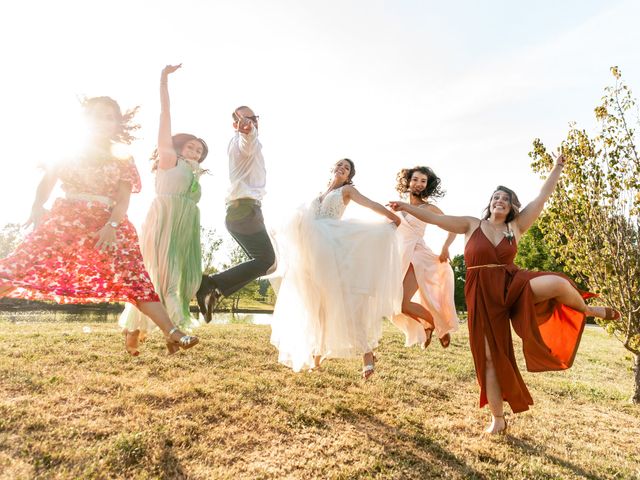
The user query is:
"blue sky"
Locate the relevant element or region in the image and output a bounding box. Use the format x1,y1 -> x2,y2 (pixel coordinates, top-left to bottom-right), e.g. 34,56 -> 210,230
1,0 -> 638,256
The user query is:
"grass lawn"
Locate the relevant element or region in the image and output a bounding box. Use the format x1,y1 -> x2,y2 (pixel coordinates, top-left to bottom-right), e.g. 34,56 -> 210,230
0,320 -> 638,479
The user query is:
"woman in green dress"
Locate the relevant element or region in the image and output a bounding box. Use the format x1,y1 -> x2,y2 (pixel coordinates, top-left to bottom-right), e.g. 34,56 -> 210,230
119,64 -> 208,355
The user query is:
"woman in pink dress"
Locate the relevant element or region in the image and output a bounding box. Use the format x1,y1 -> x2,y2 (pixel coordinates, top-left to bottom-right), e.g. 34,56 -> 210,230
0,96 -> 199,355
392,166 -> 459,349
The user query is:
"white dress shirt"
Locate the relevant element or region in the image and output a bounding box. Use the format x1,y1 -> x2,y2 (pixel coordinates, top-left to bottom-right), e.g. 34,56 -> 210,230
226,127 -> 266,204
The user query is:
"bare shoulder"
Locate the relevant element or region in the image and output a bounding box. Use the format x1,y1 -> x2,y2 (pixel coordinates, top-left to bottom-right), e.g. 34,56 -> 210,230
341,184 -> 357,197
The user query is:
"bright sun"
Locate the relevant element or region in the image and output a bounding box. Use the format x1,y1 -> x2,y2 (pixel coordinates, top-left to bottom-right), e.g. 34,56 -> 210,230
34,100 -> 91,169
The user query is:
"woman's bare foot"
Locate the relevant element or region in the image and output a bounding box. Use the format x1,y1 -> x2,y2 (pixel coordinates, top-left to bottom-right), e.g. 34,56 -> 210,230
124,330 -> 140,356
484,414 -> 507,434
310,355 -> 322,371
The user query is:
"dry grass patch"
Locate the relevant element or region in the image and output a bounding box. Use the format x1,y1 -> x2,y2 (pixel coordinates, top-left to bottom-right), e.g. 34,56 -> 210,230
0,320 -> 638,479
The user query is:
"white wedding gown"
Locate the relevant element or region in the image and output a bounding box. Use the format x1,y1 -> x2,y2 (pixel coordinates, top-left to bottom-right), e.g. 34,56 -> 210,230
270,186 -> 402,372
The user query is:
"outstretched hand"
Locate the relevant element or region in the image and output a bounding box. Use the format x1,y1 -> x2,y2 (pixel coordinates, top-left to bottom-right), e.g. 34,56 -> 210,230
161,64 -> 182,78
387,201 -> 407,212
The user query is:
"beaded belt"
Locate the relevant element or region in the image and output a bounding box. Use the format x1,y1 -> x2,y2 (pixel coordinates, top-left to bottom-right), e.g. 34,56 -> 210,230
65,193 -> 115,207
466,263 -> 506,270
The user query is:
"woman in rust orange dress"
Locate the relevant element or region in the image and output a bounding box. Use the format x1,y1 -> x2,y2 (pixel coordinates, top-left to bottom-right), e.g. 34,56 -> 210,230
389,152 -> 620,434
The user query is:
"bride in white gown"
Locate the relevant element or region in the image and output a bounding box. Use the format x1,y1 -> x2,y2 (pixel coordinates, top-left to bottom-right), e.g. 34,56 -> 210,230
270,159 -> 402,379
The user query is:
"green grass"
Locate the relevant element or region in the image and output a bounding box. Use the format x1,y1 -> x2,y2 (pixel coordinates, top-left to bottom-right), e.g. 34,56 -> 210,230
0,320 -> 638,479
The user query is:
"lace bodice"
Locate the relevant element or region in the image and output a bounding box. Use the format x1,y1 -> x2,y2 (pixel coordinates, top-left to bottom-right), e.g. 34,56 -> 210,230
314,187 -> 347,219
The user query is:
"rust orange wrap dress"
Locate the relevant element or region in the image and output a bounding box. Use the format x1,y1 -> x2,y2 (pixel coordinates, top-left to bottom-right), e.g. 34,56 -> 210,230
464,222 -> 593,413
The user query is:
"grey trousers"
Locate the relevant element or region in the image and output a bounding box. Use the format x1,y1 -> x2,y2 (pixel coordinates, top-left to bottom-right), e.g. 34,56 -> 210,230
209,199 -> 275,297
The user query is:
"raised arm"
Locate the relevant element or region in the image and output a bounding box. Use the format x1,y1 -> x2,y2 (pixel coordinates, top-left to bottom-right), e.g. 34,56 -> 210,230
388,201 -> 474,235
515,152 -> 565,233
157,64 -> 182,170
24,170 -> 58,229
344,186 -> 400,226
235,115 -> 260,157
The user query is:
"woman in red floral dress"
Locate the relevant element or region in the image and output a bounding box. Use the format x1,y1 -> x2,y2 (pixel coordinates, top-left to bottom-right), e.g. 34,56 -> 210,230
0,96 -> 199,355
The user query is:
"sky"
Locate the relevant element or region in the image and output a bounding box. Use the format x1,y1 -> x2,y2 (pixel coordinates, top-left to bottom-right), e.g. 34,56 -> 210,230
1,0 -> 639,257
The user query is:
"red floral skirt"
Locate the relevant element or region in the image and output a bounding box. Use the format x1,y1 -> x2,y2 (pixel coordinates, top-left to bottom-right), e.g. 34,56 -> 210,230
0,198 -> 159,305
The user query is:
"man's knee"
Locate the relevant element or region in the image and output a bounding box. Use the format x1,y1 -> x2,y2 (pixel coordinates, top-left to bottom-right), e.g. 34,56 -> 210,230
255,248 -> 276,273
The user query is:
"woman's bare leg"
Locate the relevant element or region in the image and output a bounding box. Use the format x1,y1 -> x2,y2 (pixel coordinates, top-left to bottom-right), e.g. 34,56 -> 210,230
484,336 -> 507,434
402,265 -> 435,328
402,265 -> 435,347
529,275 -> 617,318
137,301 -> 188,342
0,285 -> 15,297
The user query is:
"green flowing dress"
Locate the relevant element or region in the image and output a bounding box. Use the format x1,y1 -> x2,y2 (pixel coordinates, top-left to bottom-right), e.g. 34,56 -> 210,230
119,157 -> 203,334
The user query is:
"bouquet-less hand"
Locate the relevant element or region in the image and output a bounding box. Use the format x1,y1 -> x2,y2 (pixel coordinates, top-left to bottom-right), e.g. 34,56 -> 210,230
235,110 -> 255,134
439,246 -> 450,263
161,64 -> 182,79
24,205 -> 47,230
387,200 -> 408,212
552,149 -> 566,169
93,224 -> 118,252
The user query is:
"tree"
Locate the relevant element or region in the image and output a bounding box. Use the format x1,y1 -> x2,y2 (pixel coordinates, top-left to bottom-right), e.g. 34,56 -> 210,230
450,254 -> 467,313
514,222 -> 563,273
0,223 -> 24,259
529,67 -> 640,403
200,226 -> 223,275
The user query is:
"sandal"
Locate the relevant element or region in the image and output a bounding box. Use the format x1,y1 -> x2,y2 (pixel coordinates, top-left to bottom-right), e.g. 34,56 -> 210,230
603,307 -> 621,320
361,353 -> 376,380
484,414 -> 508,435
589,306 -> 621,321
423,326 -> 434,348
165,327 -> 200,354
439,333 -> 451,349
124,330 -> 140,357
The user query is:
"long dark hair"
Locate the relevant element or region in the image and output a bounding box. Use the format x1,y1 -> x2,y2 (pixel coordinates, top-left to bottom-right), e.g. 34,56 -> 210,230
82,96 -> 140,145
150,133 -> 209,172
395,166 -> 444,200
482,185 -> 522,223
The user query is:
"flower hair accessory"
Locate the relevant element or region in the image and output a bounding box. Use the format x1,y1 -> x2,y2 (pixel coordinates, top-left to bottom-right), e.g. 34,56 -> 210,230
504,227 -> 515,244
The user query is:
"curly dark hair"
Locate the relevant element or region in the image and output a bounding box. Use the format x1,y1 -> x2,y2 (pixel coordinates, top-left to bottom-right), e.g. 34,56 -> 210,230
481,185 -> 522,223
395,166 -> 444,200
81,96 -> 140,145
150,133 -> 209,172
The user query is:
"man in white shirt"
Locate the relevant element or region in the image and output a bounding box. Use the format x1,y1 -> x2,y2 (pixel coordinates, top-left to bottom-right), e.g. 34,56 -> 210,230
197,106 -> 275,322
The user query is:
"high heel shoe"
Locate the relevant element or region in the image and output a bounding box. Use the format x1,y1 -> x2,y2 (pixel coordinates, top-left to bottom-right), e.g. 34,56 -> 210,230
361,353 -> 377,380
165,326 -> 199,354
124,330 -> 140,356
